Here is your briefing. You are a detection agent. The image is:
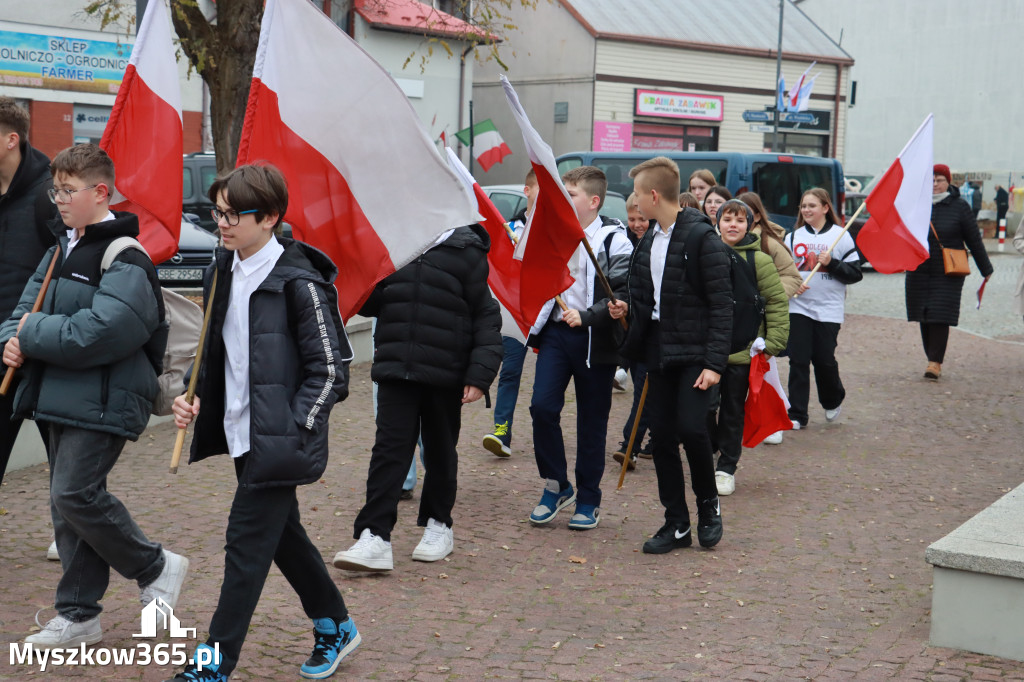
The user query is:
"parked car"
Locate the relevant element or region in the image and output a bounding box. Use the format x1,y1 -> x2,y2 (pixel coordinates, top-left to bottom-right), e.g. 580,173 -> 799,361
156,215 -> 218,287
555,151 -> 847,231
843,191 -> 872,270
481,185 -> 629,226
183,152 -> 219,232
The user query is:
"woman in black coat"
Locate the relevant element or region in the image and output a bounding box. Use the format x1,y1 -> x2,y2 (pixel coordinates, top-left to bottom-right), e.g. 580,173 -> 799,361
905,164 -> 993,380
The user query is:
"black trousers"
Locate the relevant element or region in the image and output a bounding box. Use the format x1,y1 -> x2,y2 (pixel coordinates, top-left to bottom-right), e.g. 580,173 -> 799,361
0,378 -> 49,486
207,455 -> 348,676
920,323 -> 950,363
646,359 -> 718,527
787,313 -> 845,426
354,380 -> 462,541
713,364 -> 750,475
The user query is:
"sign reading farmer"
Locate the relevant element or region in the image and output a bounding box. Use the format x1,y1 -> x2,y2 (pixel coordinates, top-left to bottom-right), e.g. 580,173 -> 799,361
635,89 -> 723,122
0,30 -> 132,94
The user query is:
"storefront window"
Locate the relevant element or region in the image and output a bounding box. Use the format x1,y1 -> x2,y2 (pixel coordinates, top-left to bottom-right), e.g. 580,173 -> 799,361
632,122 -> 718,153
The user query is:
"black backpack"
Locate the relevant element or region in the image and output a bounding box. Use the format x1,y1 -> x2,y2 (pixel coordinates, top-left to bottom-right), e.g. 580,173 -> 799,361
682,225 -> 766,355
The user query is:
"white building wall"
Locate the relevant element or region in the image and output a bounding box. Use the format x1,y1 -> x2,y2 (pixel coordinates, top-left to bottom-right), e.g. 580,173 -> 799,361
796,0 -> 1024,178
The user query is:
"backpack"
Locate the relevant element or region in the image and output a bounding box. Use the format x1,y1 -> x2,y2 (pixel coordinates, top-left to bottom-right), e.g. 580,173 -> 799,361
682,225 -> 766,355
101,237 -> 203,416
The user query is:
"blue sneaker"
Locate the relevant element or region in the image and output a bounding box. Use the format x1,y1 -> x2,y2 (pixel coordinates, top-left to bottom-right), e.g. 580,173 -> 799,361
163,644 -> 227,682
529,481 -> 575,525
568,503 -> 600,530
299,617 -> 361,679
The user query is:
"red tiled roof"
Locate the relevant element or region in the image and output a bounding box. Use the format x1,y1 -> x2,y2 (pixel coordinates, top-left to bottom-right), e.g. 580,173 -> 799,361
354,0 -> 493,41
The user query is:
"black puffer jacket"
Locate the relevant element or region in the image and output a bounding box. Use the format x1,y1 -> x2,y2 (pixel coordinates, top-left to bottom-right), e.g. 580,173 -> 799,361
361,225 -> 502,391
620,208 -> 733,373
188,239 -> 352,489
905,186 -> 993,326
0,141 -> 56,321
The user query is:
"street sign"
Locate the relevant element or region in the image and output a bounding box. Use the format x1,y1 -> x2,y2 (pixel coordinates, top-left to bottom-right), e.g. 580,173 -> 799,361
782,112 -> 815,124
749,124 -> 774,133
742,110 -> 772,122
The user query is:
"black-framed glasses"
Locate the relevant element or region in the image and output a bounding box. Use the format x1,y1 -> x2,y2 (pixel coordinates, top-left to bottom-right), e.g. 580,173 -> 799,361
211,208 -> 258,226
47,185 -> 100,204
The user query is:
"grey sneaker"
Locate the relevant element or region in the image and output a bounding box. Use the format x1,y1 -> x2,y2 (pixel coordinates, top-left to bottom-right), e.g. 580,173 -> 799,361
140,549 -> 189,611
825,405 -> 842,423
333,528 -> 394,571
25,613 -> 102,648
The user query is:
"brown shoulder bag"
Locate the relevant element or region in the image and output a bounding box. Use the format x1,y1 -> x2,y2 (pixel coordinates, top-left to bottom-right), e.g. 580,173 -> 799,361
930,222 -> 970,276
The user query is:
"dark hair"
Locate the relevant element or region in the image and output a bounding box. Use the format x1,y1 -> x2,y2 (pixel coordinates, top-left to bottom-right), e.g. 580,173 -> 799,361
51,143 -> 115,189
562,165 -> 607,209
0,97 -> 29,142
794,187 -> 841,229
678,191 -> 699,209
737,191 -> 785,255
702,185 -> 732,217
716,199 -> 754,227
208,164 -> 289,231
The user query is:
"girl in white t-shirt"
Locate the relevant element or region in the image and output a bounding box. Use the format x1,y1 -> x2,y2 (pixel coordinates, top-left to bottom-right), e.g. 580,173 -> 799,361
784,188 -> 863,429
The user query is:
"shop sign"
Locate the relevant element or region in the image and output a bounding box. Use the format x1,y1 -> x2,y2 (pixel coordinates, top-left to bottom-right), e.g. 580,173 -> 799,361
0,29 -> 131,95
635,89 -> 723,122
593,121 -> 632,152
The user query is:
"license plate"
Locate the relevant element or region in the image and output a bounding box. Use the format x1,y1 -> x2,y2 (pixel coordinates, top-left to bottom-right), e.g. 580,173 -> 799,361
158,268 -> 204,281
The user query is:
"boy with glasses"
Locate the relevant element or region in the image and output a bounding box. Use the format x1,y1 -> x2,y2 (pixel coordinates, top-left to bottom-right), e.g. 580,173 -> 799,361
0,143 -> 188,647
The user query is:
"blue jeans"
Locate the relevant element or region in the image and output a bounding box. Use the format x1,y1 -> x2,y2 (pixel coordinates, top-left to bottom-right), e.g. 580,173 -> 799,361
492,336 -> 527,443
48,424 -> 164,621
529,323 -> 615,507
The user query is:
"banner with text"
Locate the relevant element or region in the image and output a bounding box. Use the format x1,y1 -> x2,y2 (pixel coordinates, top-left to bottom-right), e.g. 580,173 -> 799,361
0,29 -> 132,94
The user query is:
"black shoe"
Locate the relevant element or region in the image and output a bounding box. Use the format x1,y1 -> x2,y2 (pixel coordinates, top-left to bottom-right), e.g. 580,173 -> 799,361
399,488 -> 414,501
612,450 -> 636,471
642,522 -> 693,554
697,497 -> 723,548
637,441 -> 653,459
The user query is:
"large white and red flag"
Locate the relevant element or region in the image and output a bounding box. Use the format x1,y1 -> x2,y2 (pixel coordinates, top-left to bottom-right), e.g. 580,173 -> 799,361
855,114 -> 933,274
743,339 -> 792,448
99,0 -> 181,265
786,62 -> 816,112
500,75 -> 580,317
237,0 -> 477,319
445,148 -> 531,339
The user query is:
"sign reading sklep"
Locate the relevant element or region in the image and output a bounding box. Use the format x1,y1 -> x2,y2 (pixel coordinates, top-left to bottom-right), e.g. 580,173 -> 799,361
635,89 -> 723,122
9,598 -> 218,673
0,29 -> 132,94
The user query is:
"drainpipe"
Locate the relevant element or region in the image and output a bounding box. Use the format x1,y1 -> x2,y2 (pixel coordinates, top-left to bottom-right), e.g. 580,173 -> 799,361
832,63 -> 841,159
457,44 -> 475,160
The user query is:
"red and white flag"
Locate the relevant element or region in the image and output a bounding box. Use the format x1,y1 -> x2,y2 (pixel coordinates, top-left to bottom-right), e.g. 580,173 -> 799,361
445,147 -> 530,339
787,62 -> 816,112
500,75 -> 580,317
99,0 -> 181,265
855,114 -> 933,274
743,340 -> 792,448
237,0 -> 477,319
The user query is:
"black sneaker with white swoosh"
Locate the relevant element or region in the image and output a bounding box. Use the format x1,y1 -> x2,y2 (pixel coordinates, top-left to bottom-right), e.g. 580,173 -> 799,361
697,497 -> 723,548
642,522 -> 693,554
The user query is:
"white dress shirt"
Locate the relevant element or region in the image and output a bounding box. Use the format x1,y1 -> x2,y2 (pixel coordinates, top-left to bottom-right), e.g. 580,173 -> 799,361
222,236 -> 284,457
554,216 -> 604,318
650,221 -> 675,320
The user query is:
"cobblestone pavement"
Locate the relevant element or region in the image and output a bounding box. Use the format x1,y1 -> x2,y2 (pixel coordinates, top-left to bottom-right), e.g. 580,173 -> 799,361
2,263 -> 1024,680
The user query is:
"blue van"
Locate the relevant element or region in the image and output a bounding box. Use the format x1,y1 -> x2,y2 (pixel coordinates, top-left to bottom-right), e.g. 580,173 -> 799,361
554,151 -> 846,230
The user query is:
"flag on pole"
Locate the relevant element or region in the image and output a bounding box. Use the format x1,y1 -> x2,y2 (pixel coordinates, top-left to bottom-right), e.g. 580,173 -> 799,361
500,75 -> 580,317
445,147 -> 531,338
776,75 -> 786,112
793,74 -> 819,112
786,61 -> 816,111
453,119 -> 512,172
237,0 -> 477,320
855,114 -> 934,274
743,341 -> 792,448
99,0 -> 182,265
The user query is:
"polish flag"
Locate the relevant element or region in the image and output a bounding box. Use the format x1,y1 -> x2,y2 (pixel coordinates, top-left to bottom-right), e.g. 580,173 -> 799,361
445,147 -> 530,339
237,0 -> 477,319
855,114 -> 933,274
99,0 -> 181,265
500,75 -> 580,317
743,340 -> 792,448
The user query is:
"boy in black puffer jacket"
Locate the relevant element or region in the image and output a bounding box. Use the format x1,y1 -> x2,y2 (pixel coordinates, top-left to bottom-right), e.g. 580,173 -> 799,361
333,224 -> 502,572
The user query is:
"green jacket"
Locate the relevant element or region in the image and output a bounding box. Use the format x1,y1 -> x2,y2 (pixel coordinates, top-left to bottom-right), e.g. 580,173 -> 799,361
727,234 -> 790,365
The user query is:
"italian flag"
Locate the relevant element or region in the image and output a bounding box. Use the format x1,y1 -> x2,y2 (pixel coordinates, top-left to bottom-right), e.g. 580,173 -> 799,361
454,119 -> 512,172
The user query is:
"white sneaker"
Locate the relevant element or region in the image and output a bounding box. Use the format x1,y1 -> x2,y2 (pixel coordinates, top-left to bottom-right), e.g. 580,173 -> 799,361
825,405 -> 842,423
140,549 -> 189,610
411,518 -> 454,562
47,541 -> 59,561
790,420 -> 802,431
762,431 -> 783,445
715,472 -> 736,496
25,614 -> 102,648
613,368 -> 629,391
333,528 -> 394,571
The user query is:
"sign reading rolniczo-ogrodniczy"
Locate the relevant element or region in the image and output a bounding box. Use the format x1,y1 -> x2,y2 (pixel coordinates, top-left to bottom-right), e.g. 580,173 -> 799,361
0,29 -> 132,95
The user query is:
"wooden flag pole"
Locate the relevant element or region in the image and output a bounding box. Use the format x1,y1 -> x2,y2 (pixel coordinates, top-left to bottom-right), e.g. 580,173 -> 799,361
616,375 -> 649,490
795,200 -> 868,293
579,237 -> 628,330
0,247 -> 61,397
169,269 -> 218,474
